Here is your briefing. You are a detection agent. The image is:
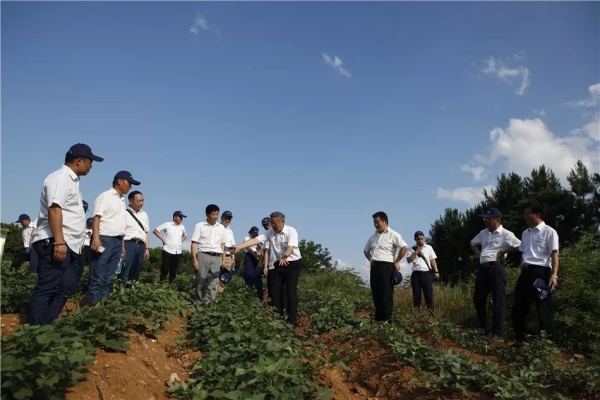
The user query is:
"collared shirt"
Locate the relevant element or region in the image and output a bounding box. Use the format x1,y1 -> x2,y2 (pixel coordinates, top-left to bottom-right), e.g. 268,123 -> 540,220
33,165 -> 86,254
155,222 -> 187,255
124,207 -> 149,241
406,244 -> 437,272
262,239 -> 277,270
93,188 -> 126,237
191,221 -> 226,253
222,226 -> 236,254
256,224 -> 301,262
364,227 -> 408,263
520,221 -> 559,268
243,235 -> 258,253
471,225 -> 521,264
22,219 -> 37,248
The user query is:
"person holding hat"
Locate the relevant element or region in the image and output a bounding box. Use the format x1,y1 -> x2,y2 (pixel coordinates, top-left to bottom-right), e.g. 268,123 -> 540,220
11,214 -> 38,271
88,170 -> 140,304
470,207 -> 521,343
220,211 -> 236,276
261,217 -> 287,310
243,226 -> 264,301
153,210 -> 188,284
28,143 -> 103,325
75,201 -> 91,277
512,201 -> 559,345
406,231 -> 439,314
363,211 -> 409,323
190,204 -> 227,307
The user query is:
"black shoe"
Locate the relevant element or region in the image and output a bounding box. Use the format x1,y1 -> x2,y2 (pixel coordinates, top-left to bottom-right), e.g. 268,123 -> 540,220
487,334 -> 503,343
478,328 -> 490,337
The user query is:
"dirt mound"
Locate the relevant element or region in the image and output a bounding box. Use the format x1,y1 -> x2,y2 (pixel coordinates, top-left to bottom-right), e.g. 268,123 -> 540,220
0,314 -> 25,336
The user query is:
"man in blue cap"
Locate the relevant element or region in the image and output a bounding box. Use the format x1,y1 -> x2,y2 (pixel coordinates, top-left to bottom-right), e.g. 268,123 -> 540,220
470,207 -> 521,343
88,170 -> 140,304
406,230 -> 440,314
243,226 -> 263,301
11,214 -> 37,271
28,143 -> 103,325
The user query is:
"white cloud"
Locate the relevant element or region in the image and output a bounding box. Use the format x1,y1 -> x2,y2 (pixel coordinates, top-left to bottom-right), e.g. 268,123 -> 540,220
571,113 -> 600,142
566,83 -> 600,108
461,164 -> 487,181
322,53 -> 352,78
481,56 -> 530,96
436,186 -> 494,206
190,13 -> 209,35
533,108 -> 546,116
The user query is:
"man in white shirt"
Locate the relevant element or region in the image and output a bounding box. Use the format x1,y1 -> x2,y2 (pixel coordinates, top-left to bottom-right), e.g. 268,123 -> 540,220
470,207 -> 521,343
406,231 -> 439,314
512,202 -> 559,345
119,190 -> 150,286
232,211 -> 302,327
76,200 -> 90,277
28,143 -> 103,325
220,210 -> 236,274
153,211 -> 187,284
11,214 -> 37,271
88,170 -> 140,305
190,204 -> 226,307
364,211 -> 409,323
261,217 -> 287,310
242,226 -> 263,301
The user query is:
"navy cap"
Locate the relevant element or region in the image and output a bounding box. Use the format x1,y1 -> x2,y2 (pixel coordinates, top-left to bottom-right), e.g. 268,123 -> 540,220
15,214 -> 30,223
173,210 -> 187,219
222,211 -> 233,219
114,170 -> 141,186
219,267 -> 232,285
414,230 -> 425,239
392,270 -> 403,286
261,217 -> 270,225
479,207 -> 502,219
83,200 -> 89,212
67,143 -> 104,162
249,226 -> 259,234
86,217 -> 93,225
534,278 -> 552,301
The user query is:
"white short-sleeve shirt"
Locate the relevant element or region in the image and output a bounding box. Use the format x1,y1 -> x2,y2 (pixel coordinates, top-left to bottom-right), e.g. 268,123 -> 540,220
256,224 -> 301,262
519,222 -> 559,268
33,165 -> 86,254
470,226 -> 521,264
262,233 -> 277,270
155,222 -> 187,254
124,207 -> 149,241
222,226 -> 236,254
364,227 -> 408,263
190,221 -> 226,253
22,219 -> 37,248
93,188 -> 126,237
406,244 -> 437,272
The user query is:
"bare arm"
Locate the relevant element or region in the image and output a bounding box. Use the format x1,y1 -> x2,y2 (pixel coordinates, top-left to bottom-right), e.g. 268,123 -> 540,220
153,229 -> 165,243
470,244 -> 481,257
233,237 -> 261,252
431,259 -> 439,273
407,247 -> 421,263
364,250 -> 371,262
48,204 -> 68,261
29,227 -> 38,247
394,246 -> 408,264
551,251 -> 559,277
221,243 -> 226,265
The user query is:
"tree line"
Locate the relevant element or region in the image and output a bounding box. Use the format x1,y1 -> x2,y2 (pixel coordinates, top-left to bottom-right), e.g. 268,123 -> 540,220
429,160 -> 600,282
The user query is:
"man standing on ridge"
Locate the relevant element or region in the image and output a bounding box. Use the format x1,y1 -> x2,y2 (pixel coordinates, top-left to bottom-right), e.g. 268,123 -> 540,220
11,214 -> 37,271
120,190 -> 150,286
364,211 -> 409,323
153,211 -> 187,284
261,217 -> 287,310
88,170 -> 140,304
406,230 -> 439,314
217,210 -> 236,294
28,143 -> 103,325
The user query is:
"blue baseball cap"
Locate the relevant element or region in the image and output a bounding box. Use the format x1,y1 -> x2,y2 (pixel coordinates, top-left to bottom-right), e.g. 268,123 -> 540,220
15,214 -> 30,223
249,226 -> 259,235
67,143 -> 104,162
86,218 -> 93,225
414,230 -> 425,239
479,207 -> 502,219
261,217 -> 270,225
83,200 -> 88,212
392,270 -> 403,286
222,211 -> 233,219
219,267 -> 232,285
533,278 -> 552,301
173,211 -> 187,219
114,170 -> 140,185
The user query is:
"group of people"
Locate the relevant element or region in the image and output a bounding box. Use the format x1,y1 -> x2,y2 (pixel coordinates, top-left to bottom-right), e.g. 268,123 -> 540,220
13,142 -> 560,343
370,205 -> 559,346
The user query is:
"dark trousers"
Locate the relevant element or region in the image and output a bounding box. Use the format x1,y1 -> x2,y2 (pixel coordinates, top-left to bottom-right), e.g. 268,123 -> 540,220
77,246 -> 91,277
243,252 -> 263,301
160,251 -> 181,283
270,259 -> 301,326
87,236 -> 122,305
267,269 -> 288,310
411,271 -> 434,310
27,240 -> 78,325
11,249 -> 30,271
512,265 -> 554,341
473,262 -> 506,336
370,261 -> 395,322
120,241 -> 146,285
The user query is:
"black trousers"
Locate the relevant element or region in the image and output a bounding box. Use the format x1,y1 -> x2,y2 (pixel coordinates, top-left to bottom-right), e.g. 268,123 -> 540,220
11,249 -> 30,271
267,270 -> 288,310
76,246 -> 92,277
473,262 -> 506,335
411,271 -> 434,310
270,259 -> 301,326
512,265 -> 554,341
370,261 -> 395,322
160,251 -> 181,283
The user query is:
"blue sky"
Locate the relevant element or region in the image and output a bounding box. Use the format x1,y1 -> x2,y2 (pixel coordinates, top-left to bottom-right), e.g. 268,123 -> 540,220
2,2 -> 599,280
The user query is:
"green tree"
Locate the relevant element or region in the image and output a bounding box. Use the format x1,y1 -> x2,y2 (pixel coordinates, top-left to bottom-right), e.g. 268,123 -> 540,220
0,223 -> 23,261
298,239 -> 332,271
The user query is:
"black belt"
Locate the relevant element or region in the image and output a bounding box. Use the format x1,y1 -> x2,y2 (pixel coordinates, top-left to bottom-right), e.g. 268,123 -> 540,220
481,261 -> 502,267
522,263 -> 547,269
126,239 -> 145,245
201,251 -> 222,257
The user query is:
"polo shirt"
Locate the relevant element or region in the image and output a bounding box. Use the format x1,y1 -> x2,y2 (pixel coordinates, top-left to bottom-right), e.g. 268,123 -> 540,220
406,244 -> 437,272
155,222 -> 187,254
364,227 -> 408,263
471,225 -> 521,264
520,221 -> 559,268
191,221 -> 226,253
93,188 -> 126,237
256,224 -> 301,262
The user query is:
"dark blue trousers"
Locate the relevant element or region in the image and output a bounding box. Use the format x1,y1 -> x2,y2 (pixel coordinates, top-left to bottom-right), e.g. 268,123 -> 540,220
27,239 -> 78,325
120,241 -> 145,285
243,252 -> 263,301
87,236 -> 122,305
